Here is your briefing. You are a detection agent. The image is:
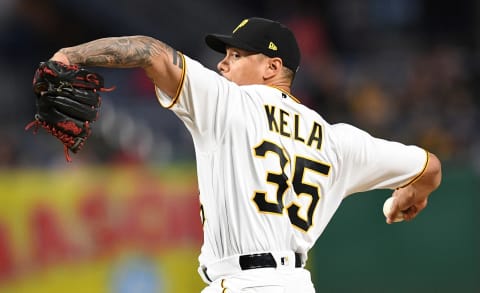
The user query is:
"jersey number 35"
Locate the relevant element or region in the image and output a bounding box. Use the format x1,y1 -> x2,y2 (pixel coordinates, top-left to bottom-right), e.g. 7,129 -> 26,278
253,140 -> 331,232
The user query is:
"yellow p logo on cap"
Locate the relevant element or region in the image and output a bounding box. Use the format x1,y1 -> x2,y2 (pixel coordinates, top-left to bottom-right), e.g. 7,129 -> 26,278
233,19 -> 249,34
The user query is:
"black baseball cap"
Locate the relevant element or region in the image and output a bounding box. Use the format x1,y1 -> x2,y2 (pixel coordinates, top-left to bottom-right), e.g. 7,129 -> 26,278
205,17 -> 301,72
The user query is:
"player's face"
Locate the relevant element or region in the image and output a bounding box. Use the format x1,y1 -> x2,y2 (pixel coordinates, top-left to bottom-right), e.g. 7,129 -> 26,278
217,47 -> 269,85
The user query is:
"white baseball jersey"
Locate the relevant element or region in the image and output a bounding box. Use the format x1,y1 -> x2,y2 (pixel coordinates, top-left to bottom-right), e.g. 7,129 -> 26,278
155,54 -> 428,275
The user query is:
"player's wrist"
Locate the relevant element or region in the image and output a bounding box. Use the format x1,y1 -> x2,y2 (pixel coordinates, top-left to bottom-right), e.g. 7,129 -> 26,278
51,51 -> 71,65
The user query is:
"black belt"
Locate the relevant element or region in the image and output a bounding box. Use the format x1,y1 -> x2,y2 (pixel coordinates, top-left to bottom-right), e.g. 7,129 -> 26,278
201,252 -> 303,283
239,252 -> 302,270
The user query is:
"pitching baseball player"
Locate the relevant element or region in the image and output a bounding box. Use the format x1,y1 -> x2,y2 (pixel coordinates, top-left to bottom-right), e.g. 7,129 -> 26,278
48,17 -> 442,292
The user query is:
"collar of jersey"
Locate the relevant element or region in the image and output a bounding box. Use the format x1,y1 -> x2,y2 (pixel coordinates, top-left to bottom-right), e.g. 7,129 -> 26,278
269,86 -> 301,104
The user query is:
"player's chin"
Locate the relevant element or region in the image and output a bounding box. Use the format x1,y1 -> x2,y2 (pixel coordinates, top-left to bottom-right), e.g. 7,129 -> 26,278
220,73 -> 231,81
221,74 -> 245,85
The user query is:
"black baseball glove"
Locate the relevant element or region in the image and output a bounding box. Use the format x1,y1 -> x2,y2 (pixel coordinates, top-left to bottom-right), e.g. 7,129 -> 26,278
26,60 -> 114,162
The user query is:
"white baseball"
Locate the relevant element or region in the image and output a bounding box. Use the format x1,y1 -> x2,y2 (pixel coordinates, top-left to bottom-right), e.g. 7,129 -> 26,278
383,197 -> 404,222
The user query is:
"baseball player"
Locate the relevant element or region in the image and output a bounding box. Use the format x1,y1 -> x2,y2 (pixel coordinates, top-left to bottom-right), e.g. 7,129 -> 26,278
49,17 -> 442,292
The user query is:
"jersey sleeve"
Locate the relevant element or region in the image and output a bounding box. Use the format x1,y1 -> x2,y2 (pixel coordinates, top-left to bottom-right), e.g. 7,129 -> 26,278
154,54 -> 238,150
331,123 -> 429,197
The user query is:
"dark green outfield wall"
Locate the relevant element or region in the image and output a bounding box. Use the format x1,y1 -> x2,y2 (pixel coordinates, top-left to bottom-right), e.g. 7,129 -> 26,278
310,166 -> 479,293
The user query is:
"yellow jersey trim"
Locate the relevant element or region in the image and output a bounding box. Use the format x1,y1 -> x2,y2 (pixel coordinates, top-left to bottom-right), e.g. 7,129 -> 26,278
269,86 -> 301,104
398,149 -> 429,189
155,52 -> 186,109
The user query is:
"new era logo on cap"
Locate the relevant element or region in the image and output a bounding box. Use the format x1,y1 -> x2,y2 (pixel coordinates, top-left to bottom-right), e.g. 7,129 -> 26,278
205,17 -> 301,72
268,42 -> 278,51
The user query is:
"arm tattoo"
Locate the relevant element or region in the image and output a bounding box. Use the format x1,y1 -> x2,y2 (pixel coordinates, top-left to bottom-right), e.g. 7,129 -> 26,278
59,36 -> 181,69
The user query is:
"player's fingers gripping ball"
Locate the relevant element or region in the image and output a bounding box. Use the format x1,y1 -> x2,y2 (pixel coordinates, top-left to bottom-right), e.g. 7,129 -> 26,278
383,197 -> 405,223
26,60 -> 114,162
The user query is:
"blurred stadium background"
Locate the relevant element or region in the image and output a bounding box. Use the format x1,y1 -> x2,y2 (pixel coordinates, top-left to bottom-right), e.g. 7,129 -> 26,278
0,0 -> 478,292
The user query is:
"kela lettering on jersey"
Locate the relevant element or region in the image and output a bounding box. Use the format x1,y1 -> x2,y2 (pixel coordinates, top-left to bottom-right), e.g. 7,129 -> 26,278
264,105 -> 322,150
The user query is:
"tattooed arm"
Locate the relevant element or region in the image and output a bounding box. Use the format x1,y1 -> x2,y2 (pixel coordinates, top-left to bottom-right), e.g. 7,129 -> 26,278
51,36 -> 183,98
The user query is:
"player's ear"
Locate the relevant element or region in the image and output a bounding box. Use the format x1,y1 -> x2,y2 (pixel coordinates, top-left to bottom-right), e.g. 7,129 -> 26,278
263,57 -> 282,80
